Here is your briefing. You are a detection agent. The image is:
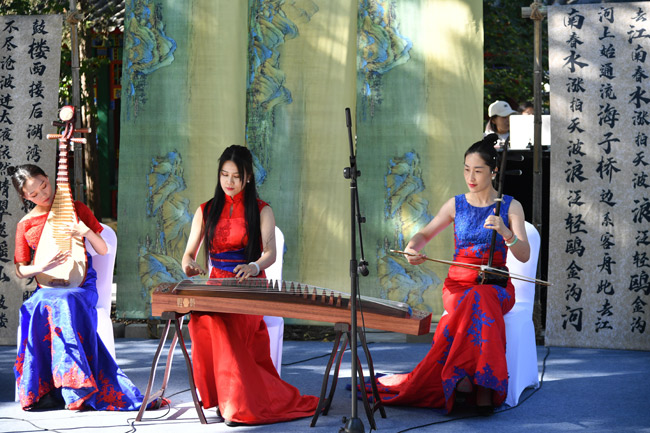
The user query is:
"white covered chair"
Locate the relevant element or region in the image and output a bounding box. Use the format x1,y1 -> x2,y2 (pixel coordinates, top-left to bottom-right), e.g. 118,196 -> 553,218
86,223 -> 118,360
263,226 -> 285,376
503,220 -> 541,406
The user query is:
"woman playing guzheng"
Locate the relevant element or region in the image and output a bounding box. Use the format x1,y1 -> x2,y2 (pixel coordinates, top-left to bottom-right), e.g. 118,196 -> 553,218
368,134 -> 530,416
181,144 -> 318,426
10,164 -> 146,411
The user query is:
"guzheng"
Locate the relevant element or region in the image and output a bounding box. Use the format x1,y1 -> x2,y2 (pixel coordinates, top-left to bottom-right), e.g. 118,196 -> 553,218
34,106 -> 88,288
151,278 -> 432,335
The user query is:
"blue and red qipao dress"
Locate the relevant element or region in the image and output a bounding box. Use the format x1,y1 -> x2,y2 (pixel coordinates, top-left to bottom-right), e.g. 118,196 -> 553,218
14,202 -> 145,410
370,194 -> 516,412
188,192 -> 318,424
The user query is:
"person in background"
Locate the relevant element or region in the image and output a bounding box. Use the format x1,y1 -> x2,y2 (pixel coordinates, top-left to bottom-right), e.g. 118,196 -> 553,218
518,101 -> 534,115
484,100 -> 518,148
181,144 -> 318,426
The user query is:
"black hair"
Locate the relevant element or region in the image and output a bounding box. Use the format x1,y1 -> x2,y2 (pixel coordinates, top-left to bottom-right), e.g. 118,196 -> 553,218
203,145 -> 261,263
518,101 -> 534,113
464,134 -> 500,172
8,164 -> 47,199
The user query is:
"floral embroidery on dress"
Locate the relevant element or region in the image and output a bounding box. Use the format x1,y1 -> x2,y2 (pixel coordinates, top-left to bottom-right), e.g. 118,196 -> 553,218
468,291 -> 495,351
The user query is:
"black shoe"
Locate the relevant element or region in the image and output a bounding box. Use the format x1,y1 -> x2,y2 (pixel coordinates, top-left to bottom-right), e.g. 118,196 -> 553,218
477,405 -> 494,416
225,420 -> 247,427
215,407 -> 224,423
26,392 -> 63,411
455,390 -> 470,405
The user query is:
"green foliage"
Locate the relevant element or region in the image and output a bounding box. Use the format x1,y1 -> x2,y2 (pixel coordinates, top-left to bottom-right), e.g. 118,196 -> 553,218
484,0 -> 549,114
2,0 -> 66,15
2,0 -> 109,113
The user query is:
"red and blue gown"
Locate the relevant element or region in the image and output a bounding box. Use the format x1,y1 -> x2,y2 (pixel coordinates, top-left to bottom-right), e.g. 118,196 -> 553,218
188,192 -> 318,424
14,202 -> 145,411
369,194 -> 516,413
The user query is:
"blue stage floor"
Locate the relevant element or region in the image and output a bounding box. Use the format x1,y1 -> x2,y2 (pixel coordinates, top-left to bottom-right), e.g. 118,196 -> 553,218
1,336 -> 649,433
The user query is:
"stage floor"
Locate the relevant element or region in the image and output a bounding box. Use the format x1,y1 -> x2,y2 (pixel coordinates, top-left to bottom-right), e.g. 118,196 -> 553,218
1,335 -> 648,433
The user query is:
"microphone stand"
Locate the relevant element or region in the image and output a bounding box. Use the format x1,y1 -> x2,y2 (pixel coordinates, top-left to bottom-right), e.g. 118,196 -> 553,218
341,107 -> 368,433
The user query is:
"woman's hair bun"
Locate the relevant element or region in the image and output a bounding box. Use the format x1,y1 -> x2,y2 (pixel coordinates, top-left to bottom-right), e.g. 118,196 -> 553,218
7,166 -> 16,176
483,133 -> 499,148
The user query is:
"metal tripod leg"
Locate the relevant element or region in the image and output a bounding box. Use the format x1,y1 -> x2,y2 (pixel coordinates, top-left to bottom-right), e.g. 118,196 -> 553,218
310,322 -> 385,429
355,355 -> 377,430
357,327 -> 386,419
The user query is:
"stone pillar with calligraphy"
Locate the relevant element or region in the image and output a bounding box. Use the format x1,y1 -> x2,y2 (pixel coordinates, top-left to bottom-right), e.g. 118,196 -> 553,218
0,15 -> 62,345
547,3 -> 649,350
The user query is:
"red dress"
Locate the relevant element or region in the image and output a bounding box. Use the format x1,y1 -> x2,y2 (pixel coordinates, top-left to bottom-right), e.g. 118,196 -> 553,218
188,192 -> 318,424
369,194 -> 516,412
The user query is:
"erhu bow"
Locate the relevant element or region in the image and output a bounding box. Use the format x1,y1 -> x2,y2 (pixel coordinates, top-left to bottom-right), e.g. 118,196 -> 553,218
389,250 -> 550,286
34,106 -> 91,288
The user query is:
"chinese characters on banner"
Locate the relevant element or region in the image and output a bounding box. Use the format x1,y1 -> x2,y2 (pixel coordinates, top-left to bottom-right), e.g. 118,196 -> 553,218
548,3 -> 649,350
0,15 -> 62,345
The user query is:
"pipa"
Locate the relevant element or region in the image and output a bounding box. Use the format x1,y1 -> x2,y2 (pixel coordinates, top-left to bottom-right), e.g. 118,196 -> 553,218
34,106 -> 90,288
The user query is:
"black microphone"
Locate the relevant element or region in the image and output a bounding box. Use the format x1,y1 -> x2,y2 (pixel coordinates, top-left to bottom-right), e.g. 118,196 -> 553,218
358,260 -> 369,276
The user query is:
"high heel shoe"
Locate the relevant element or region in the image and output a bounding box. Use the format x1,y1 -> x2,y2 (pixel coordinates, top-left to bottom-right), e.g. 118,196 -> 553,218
475,385 -> 494,416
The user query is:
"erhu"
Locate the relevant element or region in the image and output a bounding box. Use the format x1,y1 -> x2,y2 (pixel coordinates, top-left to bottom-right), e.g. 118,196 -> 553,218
34,106 -> 91,288
477,135 -> 513,287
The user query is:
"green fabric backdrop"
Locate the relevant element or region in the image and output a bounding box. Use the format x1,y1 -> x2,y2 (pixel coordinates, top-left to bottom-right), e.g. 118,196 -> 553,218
116,0 -> 483,322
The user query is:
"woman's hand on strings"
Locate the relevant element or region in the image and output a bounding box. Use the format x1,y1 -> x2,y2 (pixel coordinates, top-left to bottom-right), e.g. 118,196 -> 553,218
64,221 -> 91,238
233,263 -> 258,282
39,249 -> 71,273
483,210 -> 510,238
183,259 -> 206,278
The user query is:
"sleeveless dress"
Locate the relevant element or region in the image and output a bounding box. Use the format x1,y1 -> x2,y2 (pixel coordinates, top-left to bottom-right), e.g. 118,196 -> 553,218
13,202 -> 145,410
368,194 -> 516,412
188,192 -> 318,424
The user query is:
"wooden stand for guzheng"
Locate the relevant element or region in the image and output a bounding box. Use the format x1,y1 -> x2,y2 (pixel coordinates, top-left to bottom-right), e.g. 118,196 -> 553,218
135,311 -> 206,423
136,279 -> 432,425
310,322 -> 386,429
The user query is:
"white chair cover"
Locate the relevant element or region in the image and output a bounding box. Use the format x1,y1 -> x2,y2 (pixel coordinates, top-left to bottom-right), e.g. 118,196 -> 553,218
504,221 -> 541,406
86,223 -> 118,360
263,226 -> 285,376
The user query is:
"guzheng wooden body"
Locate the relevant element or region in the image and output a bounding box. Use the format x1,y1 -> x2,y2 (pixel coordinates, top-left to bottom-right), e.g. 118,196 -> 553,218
34,121 -> 87,288
151,278 -> 432,335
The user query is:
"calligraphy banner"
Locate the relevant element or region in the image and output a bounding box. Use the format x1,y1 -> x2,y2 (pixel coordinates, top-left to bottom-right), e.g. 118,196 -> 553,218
0,15 -> 61,345
547,3 -> 650,350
